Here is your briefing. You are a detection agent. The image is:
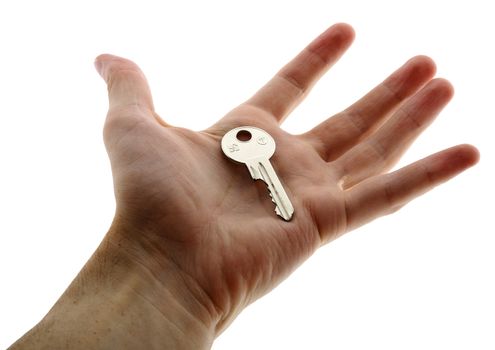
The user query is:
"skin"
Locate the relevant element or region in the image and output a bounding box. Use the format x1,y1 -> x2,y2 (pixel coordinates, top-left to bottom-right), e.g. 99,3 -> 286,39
9,23 -> 479,349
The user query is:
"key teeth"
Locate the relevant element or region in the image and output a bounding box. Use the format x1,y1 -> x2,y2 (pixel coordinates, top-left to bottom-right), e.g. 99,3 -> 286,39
266,183 -> 281,214
269,193 -> 276,204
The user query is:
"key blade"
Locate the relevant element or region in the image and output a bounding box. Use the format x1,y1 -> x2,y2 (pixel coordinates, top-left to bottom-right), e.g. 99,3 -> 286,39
245,162 -> 262,180
256,159 -> 294,221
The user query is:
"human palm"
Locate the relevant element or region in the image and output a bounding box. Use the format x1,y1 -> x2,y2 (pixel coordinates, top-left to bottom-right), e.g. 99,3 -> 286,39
96,24 -> 478,333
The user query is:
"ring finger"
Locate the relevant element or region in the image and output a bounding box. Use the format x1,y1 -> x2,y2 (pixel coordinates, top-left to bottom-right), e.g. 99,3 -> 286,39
333,78 -> 454,188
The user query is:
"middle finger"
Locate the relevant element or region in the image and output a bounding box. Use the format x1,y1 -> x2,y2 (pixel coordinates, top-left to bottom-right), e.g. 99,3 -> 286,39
304,56 -> 436,161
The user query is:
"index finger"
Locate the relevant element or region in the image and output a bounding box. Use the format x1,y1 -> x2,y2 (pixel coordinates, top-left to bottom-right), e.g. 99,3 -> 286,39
245,23 -> 355,123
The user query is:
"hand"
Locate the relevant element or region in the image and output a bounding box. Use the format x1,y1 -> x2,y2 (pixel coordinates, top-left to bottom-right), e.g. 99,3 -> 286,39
11,23 -> 479,349
95,23 -> 478,335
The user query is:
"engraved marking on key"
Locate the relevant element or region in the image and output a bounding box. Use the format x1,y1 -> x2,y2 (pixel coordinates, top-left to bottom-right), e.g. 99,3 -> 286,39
257,136 -> 268,145
221,126 -> 294,221
228,144 -> 240,152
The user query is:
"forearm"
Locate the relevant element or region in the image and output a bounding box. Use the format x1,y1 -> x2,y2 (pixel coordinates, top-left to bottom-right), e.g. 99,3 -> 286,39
9,225 -> 216,350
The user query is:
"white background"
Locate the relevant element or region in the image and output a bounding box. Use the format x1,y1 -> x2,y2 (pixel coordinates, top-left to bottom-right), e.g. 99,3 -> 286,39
0,1 -> 493,349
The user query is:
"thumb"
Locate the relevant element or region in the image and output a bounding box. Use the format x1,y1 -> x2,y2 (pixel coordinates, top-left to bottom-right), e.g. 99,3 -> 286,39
94,54 -> 155,113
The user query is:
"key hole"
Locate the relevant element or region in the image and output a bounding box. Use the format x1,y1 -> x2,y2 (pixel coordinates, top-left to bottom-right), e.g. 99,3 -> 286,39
236,130 -> 252,142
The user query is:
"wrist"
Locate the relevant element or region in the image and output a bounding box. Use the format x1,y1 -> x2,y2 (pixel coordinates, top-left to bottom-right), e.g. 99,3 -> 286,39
10,221 -> 218,350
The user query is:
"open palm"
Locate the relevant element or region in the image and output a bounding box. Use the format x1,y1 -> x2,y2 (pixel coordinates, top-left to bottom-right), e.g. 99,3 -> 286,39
95,23 -> 478,333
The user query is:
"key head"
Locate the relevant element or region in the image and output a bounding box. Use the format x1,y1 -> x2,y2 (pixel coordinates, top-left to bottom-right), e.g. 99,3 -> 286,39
221,126 -> 276,163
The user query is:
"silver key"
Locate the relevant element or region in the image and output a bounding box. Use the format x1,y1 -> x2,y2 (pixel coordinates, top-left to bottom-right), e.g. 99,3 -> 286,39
221,126 -> 294,221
